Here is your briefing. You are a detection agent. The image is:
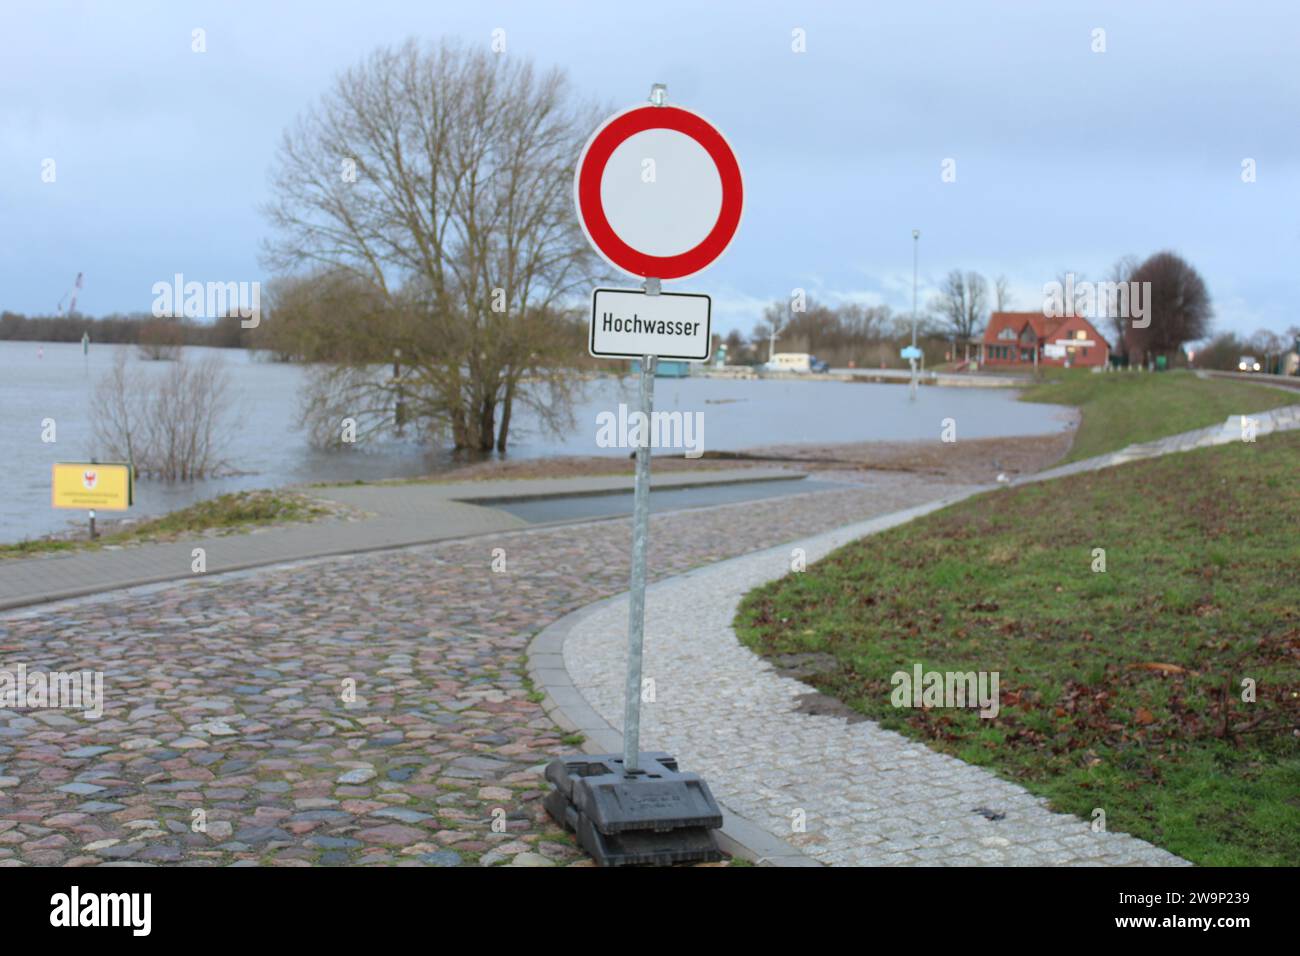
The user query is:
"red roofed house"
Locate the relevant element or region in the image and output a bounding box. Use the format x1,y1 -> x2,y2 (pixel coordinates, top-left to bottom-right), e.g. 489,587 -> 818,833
978,311 -> 1110,368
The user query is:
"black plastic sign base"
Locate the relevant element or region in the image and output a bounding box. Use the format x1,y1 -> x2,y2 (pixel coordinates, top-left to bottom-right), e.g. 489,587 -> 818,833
544,752 -> 724,866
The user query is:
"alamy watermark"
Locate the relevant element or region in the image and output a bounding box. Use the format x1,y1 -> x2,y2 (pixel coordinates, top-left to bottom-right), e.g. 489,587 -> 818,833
151,273 -> 260,327
50,886 -> 150,936
891,663 -> 1000,718
595,403 -> 705,459
0,663 -> 104,719
1043,273 -> 1150,329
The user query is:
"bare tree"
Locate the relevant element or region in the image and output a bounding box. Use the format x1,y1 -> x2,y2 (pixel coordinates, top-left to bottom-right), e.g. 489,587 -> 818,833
888,309 -> 931,340
138,317 -> 183,361
1124,251 -> 1212,365
149,358 -> 235,479
263,39 -> 603,453
722,328 -> 749,364
1105,255 -> 1139,356
91,352 -> 144,467
761,297 -> 842,354
929,270 -> 988,350
1248,328 -> 1284,373
258,269 -> 392,364
753,303 -> 785,362
1248,328 -> 1281,353
839,302 -> 892,343
1050,269 -> 1093,318
92,353 -> 234,480
994,275 -> 1012,312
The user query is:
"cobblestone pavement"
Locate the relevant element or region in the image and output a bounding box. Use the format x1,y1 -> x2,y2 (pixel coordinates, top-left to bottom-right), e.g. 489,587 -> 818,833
0,472 -> 966,866
563,505 -> 1191,867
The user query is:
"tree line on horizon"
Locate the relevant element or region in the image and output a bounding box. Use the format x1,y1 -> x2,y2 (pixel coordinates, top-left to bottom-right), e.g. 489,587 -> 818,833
0,310 -> 255,350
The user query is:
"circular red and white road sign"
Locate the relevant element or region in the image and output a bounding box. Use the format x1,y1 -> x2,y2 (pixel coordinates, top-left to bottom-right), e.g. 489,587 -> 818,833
574,104 -> 743,281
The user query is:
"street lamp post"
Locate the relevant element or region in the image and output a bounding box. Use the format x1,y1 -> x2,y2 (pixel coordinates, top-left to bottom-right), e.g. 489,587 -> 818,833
910,228 -> 920,401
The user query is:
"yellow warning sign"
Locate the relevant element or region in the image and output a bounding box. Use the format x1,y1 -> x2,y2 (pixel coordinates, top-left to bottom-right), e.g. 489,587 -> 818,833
52,462 -> 133,511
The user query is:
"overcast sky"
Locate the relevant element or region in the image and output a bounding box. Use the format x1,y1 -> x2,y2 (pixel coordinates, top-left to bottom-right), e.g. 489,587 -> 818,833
3,0 -> 1297,339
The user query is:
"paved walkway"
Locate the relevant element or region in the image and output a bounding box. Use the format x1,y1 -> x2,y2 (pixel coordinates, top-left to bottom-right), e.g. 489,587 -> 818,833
0,469 -> 798,611
0,471 -> 959,866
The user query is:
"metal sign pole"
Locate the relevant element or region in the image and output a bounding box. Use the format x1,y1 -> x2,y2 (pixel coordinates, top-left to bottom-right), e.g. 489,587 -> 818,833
623,279 -> 660,774
621,84 -> 669,776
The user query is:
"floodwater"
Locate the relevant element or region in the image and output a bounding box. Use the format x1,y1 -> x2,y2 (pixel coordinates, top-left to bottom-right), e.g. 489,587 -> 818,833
0,341 -> 1072,541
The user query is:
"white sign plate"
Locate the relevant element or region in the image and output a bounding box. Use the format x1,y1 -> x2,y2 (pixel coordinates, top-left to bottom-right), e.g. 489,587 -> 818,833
589,288 -> 711,361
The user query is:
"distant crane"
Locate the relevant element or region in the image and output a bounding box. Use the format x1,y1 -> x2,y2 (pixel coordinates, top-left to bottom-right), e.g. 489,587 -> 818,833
57,272 -> 84,316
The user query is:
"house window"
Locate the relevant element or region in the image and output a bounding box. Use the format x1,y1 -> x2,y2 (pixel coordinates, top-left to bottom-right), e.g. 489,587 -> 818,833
1076,330 -> 1087,340
998,327 -> 1017,340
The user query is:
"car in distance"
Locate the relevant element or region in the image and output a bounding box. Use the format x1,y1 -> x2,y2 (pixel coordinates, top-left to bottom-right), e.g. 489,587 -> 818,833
1238,355 -> 1261,372
766,352 -> 829,374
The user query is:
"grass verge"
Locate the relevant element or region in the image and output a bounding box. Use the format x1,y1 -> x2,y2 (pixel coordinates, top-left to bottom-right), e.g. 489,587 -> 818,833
1018,368 -> 1295,462
734,430 -> 1300,865
0,490 -> 331,558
